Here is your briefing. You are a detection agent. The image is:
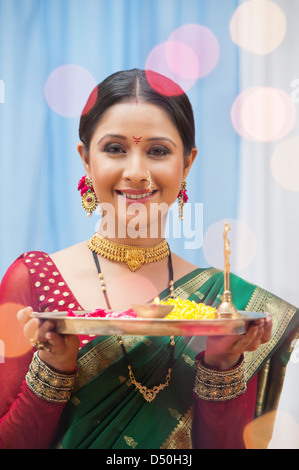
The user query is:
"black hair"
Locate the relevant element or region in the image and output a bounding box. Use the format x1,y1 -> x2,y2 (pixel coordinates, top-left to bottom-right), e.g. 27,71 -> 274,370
79,69 -> 196,160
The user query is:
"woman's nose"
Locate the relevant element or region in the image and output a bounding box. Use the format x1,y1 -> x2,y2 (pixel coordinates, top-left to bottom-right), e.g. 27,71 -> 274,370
122,154 -> 148,184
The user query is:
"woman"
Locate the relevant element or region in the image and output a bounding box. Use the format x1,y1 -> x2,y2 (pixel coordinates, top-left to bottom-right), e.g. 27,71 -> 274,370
0,69 -> 297,449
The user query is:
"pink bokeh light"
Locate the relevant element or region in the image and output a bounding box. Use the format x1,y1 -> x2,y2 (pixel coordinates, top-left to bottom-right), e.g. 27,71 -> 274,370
169,24 -> 220,79
145,23 -> 220,95
44,65 -> 97,118
231,87 -> 296,142
145,41 -> 198,94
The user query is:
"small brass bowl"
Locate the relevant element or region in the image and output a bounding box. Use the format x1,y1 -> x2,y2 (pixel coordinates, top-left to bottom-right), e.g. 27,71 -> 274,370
131,304 -> 174,319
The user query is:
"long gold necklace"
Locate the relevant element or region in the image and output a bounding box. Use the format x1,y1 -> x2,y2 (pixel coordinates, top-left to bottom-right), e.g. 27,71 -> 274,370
88,233 -> 170,272
89,245 -> 175,403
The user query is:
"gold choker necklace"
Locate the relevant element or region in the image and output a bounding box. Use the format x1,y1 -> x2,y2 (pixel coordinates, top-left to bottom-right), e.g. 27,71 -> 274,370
87,233 -> 170,272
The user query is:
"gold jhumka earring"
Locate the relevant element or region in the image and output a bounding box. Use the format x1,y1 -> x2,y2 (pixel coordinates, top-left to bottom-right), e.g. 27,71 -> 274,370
177,180 -> 188,221
78,175 -> 99,217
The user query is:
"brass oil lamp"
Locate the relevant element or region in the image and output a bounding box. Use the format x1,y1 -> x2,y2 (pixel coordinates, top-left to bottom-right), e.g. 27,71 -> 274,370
216,222 -> 240,319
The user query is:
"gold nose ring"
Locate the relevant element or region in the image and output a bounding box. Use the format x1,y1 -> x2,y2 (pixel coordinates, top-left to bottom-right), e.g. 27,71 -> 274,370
147,171 -> 154,192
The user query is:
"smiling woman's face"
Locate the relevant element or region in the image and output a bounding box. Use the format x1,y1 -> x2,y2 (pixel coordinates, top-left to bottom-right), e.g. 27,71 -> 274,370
78,101 -> 196,241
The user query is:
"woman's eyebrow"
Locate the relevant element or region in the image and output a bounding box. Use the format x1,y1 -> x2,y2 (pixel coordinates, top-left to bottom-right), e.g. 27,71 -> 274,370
146,137 -> 177,147
97,134 -> 177,148
97,134 -> 127,145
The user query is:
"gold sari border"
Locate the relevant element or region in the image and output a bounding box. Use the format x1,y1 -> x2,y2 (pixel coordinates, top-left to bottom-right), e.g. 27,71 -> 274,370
160,406 -> 193,449
74,335 -> 146,393
170,268 -> 220,301
244,287 -> 297,381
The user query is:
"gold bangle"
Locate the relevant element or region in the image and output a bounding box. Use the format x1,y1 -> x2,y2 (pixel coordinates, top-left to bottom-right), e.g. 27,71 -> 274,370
26,352 -> 77,403
193,356 -> 247,402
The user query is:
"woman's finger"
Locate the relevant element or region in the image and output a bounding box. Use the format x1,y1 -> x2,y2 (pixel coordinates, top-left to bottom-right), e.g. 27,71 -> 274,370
36,319 -> 56,339
246,324 -> 266,351
242,317 -> 271,351
44,330 -> 67,352
16,306 -> 33,327
260,314 -> 272,343
230,324 -> 260,354
21,317 -> 58,352
23,317 -> 43,342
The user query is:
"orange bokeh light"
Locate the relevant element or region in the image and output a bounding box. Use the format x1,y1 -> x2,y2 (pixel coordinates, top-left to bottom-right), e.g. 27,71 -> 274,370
0,302 -> 32,359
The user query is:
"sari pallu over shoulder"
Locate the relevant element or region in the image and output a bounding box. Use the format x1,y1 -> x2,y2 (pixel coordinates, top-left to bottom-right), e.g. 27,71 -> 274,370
54,267 -> 298,449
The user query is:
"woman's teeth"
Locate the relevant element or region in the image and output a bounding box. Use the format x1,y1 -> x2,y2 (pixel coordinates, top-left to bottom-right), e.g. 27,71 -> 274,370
119,191 -> 152,199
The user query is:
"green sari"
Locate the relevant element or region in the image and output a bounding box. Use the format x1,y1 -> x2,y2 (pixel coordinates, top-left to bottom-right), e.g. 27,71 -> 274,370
56,268 -> 298,449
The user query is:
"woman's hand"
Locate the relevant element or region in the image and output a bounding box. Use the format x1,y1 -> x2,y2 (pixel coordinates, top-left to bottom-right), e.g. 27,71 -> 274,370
17,306 -> 80,374
204,314 -> 272,370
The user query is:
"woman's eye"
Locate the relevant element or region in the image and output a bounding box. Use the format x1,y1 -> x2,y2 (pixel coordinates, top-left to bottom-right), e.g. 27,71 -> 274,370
148,146 -> 170,156
104,143 -> 126,154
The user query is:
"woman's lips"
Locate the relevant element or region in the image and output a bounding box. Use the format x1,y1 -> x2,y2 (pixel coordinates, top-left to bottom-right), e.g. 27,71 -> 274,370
116,189 -> 157,204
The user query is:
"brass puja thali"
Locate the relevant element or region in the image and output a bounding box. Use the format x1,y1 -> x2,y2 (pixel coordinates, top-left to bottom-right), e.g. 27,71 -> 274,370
32,223 -> 267,336
31,310 -> 266,337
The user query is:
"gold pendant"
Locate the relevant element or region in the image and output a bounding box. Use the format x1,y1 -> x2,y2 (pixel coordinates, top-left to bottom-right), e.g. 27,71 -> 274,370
125,249 -> 145,271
